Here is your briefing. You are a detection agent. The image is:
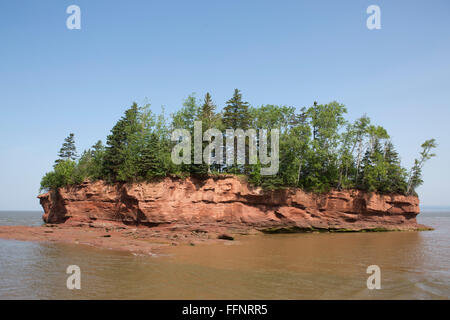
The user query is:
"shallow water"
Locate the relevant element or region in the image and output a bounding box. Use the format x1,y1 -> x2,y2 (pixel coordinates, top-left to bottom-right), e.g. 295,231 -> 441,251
0,211 -> 448,299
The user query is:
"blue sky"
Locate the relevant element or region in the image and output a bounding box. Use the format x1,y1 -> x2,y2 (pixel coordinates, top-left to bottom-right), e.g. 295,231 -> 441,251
0,0 -> 449,210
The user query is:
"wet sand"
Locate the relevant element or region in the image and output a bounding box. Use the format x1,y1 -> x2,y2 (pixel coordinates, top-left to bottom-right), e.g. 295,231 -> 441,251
0,221 -> 243,255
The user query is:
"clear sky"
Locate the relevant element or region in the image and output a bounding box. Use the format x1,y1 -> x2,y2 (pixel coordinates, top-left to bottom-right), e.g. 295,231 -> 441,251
0,0 -> 449,210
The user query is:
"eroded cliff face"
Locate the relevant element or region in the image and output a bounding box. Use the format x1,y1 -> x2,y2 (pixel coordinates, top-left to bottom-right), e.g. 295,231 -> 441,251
38,176 -> 427,232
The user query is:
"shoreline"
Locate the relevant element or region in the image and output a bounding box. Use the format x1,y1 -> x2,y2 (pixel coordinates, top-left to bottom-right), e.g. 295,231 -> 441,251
0,221 -> 251,256
0,219 -> 433,256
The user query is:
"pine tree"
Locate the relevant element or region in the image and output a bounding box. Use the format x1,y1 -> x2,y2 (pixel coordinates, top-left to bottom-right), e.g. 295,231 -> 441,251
222,89 -> 251,173
139,133 -> 166,179
55,133 -> 78,165
359,139 -> 385,192
103,103 -> 141,181
222,89 -> 251,130
383,141 -> 407,193
200,92 -> 216,128
199,93 -> 218,174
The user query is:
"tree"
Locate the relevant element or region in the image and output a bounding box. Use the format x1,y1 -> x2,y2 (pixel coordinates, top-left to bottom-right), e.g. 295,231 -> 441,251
200,93 -> 216,128
304,101 -> 347,191
103,103 -> 141,181
172,94 -> 200,132
222,89 -> 252,173
55,133 -> 78,165
199,93 -> 220,174
381,141 -> 407,193
222,89 -> 251,130
407,139 -> 437,195
249,104 -> 301,188
171,94 -> 209,176
358,139 -> 386,192
90,140 -> 106,179
74,140 -> 106,182
40,95 -> 435,198
139,133 -> 167,179
338,115 -> 371,188
40,160 -> 78,192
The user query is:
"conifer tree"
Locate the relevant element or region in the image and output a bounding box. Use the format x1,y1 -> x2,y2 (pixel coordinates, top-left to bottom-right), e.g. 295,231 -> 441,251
222,89 -> 251,173
359,139 -> 385,192
55,133 -> 78,165
103,103 -> 141,181
199,92 -> 219,174
222,89 -> 251,130
383,141 -> 407,193
139,133 -> 166,179
200,92 -> 216,128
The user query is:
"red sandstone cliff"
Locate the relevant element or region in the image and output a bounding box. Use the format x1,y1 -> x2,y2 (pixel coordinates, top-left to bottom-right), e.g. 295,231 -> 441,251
38,176 -> 429,232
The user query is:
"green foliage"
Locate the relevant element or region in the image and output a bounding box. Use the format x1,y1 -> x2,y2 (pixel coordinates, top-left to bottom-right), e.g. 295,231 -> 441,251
103,103 -> 141,181
382,141 -> 408,194
40,90 -> 436,197
172,94 -> 200,131
171,94 -> 210,177
139,132 -> 172,179
200,92 -> 218,129
223,89 -> 251,130
73,140 -> 106,182
222,89 -> 252,174
358,139 -> 386,192
40,160 -> 79,192
300,101 -> 347,192
407,139 -> 437,195
55,133 -> 78,165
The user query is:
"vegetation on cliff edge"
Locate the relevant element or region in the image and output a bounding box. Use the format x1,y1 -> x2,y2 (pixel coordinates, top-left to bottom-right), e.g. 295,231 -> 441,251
40,90 -> 437,196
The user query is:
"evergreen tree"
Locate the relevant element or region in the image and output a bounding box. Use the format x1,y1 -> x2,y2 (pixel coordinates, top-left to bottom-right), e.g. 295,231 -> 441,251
222,89 -> 251,130
382,141 -> 407,193
200,92 -> 216,128
103,103 -> 141,181
358,139 -> 385,192
55,133 -> 78,165
222,89 -> 252,173
199,93 -> 219,174
139,133 -> 167,179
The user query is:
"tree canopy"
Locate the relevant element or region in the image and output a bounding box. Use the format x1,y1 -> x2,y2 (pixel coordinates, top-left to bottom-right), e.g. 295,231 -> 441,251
40,90 -> 437,197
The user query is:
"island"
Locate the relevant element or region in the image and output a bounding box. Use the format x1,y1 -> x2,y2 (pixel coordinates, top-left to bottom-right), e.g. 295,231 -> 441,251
0,91 -> 437,254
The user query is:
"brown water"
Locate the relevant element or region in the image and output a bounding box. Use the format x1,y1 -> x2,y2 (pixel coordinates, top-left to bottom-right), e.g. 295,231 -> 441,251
0,211 -> 449,299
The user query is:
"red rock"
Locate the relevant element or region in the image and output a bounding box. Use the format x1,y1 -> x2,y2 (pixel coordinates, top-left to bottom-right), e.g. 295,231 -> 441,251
37,176 -> 428,232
